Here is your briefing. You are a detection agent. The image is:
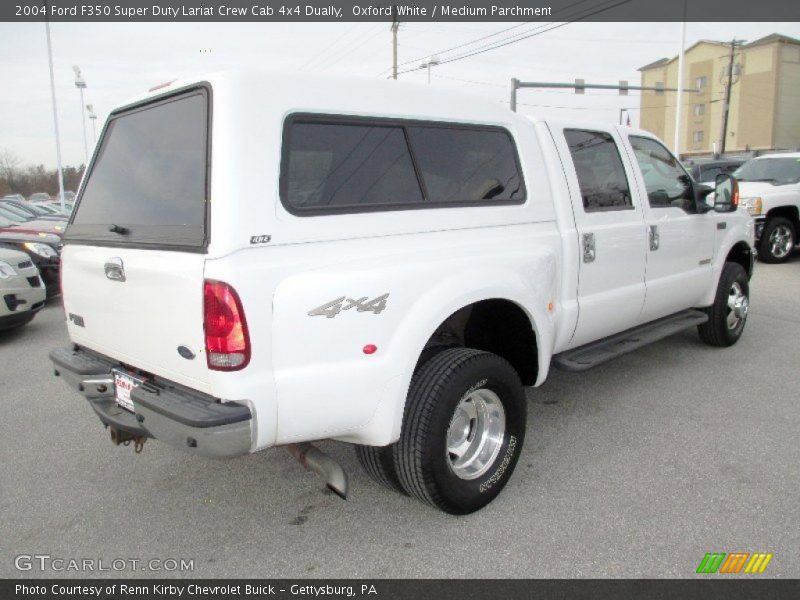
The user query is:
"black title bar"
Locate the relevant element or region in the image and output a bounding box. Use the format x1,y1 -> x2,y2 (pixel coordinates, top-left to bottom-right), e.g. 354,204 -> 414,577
4,0 -> 800,22
5,579 -> 800,600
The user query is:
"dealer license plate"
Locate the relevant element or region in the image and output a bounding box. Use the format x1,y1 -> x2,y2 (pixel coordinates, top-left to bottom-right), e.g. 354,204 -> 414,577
113,370 -> 142,412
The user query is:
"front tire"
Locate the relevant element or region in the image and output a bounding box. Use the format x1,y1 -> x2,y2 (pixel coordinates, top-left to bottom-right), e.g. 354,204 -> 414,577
698,262 -> 749,347
758,217 -> 796,263
394,348 -> 526,514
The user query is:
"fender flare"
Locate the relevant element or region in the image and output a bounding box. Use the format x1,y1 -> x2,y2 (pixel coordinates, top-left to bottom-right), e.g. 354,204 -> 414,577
370,262 -> 557,443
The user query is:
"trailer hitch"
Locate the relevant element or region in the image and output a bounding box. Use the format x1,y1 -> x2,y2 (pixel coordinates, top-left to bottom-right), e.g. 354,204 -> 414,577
109,427 -> 147,453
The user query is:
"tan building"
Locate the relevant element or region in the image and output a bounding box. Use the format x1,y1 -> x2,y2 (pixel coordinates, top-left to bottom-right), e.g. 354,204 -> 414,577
638,33 -> 800,157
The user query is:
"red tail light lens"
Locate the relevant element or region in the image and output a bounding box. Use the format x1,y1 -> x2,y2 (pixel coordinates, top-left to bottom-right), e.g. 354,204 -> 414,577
203,280 -> 250,371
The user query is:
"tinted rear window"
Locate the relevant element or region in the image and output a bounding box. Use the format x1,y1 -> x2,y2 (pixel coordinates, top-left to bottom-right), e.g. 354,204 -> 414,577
281,116 -> 525,214
67,89 -> 208,250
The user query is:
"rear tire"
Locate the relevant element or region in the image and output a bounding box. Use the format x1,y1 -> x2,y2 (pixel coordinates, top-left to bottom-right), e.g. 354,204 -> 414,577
758,217 -> 795,263
394,347 -> 526,514
355,444 -> 405,494
698,262 -> 749,347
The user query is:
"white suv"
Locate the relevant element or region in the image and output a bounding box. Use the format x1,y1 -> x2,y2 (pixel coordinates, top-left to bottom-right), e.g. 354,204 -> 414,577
0,247 -> 46,331
734,153 -> 800,263
51,71 -> 754,514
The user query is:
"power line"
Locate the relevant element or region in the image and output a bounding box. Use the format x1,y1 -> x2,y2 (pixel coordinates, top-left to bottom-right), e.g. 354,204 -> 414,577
313,23 -> 385,71
394,0 -> 632,77
379,0 -> 601,76
299,24 -> 361,71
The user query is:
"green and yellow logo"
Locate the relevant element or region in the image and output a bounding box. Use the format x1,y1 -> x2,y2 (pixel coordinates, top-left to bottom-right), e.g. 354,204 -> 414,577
696,552 -> 773,574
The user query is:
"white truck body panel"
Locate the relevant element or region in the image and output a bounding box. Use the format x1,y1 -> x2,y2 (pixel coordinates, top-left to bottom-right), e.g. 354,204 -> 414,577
59,70 -> 754,454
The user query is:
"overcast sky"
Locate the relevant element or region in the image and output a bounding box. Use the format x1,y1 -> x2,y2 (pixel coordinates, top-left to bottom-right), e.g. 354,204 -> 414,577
1,20 -> 797,168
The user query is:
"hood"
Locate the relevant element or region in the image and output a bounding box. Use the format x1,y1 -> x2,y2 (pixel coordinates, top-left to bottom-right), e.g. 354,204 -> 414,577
0,219 -> 64,237
0,246 -> 30,263
0,228 -> 62,245
736,181 -> 789,197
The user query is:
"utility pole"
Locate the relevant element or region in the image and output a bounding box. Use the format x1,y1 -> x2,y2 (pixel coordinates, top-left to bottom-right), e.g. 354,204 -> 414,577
391,10 -> 399,80
673,0 -> 687,154
719,39 -> 744,155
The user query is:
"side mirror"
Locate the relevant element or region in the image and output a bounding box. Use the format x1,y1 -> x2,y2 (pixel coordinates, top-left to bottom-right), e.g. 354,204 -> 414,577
713,173 -> 739,213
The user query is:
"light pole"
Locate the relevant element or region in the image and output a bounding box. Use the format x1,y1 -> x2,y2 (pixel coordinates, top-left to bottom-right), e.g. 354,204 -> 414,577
73,65 -> 89,164
44,9 -> 66,212
86,103 -> 97,145
420,55 -> 440,84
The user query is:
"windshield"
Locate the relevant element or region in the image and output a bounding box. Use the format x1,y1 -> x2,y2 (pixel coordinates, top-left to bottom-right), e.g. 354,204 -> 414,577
0,206 -> 30,223
68,87 -> 209,250
733,157 -> 800,185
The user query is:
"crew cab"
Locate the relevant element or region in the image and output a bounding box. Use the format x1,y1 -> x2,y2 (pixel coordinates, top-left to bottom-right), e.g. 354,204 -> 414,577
733,153 -> 800,263
50,72 -> 754,514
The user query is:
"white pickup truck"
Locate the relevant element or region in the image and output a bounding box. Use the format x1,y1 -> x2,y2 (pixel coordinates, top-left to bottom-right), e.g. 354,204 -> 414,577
50,72 -> 754,514
734,152 -> 800,263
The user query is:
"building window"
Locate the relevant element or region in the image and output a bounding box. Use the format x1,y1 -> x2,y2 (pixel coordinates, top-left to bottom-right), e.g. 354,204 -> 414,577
695,76 -> 707,90
693,130 -> 704,144
693,104 -> 705,116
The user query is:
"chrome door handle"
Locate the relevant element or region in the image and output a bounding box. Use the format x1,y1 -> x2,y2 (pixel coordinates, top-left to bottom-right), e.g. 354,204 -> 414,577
104,257 -> 126,282
582,233 -> 596,263
649,225 -> 660,251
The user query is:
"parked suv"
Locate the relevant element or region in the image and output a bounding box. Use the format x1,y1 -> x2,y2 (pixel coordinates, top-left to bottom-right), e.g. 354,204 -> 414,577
50,73 -> 754,514
0,247 -> 46,332
733,153 -> 800,263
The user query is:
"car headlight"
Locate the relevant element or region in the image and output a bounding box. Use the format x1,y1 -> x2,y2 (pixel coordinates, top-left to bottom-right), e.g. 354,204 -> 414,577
740,197 -> 762,216
0,261 -> 17,279
23,242 -> 58,258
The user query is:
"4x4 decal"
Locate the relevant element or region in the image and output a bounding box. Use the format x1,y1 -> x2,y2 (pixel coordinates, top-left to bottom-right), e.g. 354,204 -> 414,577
308,294 -> 389,318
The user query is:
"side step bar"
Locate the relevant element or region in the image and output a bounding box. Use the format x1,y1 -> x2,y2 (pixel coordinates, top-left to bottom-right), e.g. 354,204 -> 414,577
553,309 -> 709,372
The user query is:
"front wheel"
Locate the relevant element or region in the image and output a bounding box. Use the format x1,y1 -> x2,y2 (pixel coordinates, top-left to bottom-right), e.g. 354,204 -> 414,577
698,262 -> 749,347
758,217 -> 796,263
394,348 -> 526,514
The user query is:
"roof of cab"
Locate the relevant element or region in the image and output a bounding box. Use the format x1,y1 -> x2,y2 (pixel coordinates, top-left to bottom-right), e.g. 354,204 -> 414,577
116,69 -> 527,128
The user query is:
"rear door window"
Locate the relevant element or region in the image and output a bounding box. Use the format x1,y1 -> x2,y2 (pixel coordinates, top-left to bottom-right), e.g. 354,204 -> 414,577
67,88 -> 209,250
564,129 -> 632,211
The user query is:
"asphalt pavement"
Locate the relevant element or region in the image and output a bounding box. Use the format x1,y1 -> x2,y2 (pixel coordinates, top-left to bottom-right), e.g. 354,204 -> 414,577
1,252 -> 798,578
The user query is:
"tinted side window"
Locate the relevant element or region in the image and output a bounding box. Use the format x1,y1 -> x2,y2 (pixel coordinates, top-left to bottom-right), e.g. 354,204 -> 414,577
284,122 -> 423,211
564,129 -> 632,211
629,136 -> 695,212
407,127 -> 525,203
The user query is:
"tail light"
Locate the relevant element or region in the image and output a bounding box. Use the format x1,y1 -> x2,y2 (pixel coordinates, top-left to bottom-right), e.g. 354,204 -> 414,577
203,280 -> 250,371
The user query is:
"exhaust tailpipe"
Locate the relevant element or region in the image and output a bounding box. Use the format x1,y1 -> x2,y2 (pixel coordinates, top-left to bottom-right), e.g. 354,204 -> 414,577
287,443 -> 348,500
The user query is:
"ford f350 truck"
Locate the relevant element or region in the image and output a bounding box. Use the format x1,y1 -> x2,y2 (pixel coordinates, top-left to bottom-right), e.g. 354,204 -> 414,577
50,71 -> 754,514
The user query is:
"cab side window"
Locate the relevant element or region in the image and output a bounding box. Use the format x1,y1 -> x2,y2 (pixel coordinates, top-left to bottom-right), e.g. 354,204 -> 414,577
564,129 -> 632,212
629,136 -> 695,212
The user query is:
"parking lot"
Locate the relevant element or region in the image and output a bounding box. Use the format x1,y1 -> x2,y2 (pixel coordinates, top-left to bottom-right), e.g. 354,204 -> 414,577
1,253 -> 798,579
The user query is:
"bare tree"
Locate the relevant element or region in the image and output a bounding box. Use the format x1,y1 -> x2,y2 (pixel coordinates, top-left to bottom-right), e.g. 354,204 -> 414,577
0,148 -> 21,181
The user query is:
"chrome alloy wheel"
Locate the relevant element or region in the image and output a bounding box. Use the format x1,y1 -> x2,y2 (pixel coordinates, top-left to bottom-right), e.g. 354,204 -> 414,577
727,281 -> 749,330
769,225 -> 794,259
446,388 -> 506,480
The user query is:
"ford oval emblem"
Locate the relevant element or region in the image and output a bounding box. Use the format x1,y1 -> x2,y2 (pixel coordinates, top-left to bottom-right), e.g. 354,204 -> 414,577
177,345 -> 196,360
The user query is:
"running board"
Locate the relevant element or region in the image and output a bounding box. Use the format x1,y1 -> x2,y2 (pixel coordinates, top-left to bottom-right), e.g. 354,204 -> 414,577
553,309 -> 709,372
